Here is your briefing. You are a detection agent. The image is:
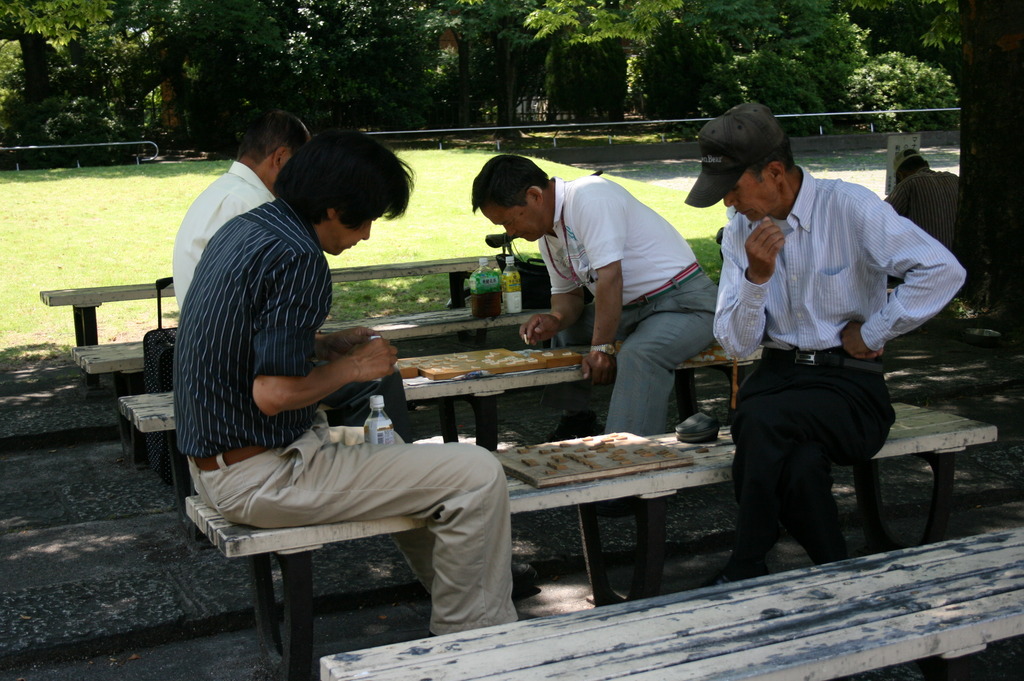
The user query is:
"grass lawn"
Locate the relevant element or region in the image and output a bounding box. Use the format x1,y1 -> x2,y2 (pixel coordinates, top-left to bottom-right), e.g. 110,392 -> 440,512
0,149 -> 723,370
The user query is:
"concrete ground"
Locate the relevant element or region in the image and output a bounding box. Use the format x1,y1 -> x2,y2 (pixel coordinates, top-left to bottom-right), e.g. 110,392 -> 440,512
2,143 -> 1022,681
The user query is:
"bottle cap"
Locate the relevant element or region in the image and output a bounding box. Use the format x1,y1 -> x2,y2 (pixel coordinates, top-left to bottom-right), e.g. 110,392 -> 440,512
479,257 -> 489,267
369,394 -> 385,409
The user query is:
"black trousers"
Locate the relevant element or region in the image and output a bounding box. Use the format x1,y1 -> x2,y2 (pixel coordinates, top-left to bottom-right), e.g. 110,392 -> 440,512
724,350 -> 895,577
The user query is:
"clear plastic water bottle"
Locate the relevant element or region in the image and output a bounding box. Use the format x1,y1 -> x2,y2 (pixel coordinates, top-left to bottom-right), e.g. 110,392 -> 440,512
363,394 -> 395,445
501,259 -> 523,314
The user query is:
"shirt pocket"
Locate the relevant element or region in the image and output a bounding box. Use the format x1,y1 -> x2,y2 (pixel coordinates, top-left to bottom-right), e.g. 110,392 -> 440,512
811,265 -> 860,323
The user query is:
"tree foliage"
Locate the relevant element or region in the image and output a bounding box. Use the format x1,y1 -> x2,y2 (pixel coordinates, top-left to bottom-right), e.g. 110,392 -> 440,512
848,51 -> 959,131
1,0 -> 112,45
545,37 -> 627,120
0,0 -> 967,154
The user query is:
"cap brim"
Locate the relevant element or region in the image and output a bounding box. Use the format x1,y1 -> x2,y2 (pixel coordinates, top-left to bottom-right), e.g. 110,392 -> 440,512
684,168 -> 744,208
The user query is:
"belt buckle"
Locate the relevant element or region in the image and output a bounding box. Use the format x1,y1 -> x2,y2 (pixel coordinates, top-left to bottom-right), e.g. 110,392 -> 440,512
794,351 -> 818,366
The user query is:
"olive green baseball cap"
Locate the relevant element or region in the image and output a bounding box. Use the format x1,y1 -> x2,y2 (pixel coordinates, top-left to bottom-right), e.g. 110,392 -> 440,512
685,103 -> 786,208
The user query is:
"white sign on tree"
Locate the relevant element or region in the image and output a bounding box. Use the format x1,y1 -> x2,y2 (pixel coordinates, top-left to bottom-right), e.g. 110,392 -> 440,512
886,134 -> 921,195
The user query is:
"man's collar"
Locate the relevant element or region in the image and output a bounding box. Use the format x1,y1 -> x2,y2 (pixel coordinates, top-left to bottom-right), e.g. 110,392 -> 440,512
552,177 -> 566,227
786,166 -> 813,232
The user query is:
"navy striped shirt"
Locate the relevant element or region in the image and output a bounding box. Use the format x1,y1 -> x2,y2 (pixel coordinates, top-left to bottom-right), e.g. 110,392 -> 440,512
174,199 -> 331,458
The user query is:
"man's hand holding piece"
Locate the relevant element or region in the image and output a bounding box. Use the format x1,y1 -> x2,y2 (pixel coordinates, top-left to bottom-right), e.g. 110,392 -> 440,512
519,313 -> 562,345
316,326 -> 376,361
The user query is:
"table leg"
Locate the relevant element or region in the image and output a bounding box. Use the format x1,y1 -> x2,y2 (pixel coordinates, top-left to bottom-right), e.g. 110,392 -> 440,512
166,432 -> 202,542
112,372 -> 147,465
437,395 -> 499,451
73,306 -> 101,391
917,653 -> 973,681
578,497 -> 667,606
249,551 -> 315,681
673,368 -> 698,422
439,397 -> 459,443
853,452 -> 957,553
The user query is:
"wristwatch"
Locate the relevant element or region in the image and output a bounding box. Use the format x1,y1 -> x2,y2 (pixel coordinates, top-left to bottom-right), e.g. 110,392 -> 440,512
590,343 -> 617,356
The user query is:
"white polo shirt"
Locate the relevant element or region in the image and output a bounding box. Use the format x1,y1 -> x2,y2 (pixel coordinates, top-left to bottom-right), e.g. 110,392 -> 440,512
171,161 -> 273,306
541,175 -> 698,304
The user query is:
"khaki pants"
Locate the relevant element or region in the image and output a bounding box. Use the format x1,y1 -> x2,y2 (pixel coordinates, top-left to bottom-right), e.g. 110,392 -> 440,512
189,414 -> 516,634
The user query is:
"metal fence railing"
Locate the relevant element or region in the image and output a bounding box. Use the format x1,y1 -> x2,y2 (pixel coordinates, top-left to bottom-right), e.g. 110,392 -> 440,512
369,108 -> 960,150
0,140 -> 160,171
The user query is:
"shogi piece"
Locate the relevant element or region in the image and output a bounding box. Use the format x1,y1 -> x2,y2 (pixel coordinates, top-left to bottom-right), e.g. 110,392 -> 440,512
522,348 -> 583,367
409,348 -> 545,380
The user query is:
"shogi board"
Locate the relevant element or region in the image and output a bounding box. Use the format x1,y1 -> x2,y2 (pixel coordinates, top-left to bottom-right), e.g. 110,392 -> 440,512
400,348 -> 545,380
497,432 -> 694,488
520,348 -> 583,368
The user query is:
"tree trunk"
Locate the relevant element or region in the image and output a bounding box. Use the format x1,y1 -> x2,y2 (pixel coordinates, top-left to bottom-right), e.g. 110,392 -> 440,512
455,33 -> 471,127
957,0 -> 1024,322
18,33 -> 51,103
493,31 -> 517,127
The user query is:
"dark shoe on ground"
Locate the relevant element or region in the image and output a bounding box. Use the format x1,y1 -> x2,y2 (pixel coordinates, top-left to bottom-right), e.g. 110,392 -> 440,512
675,412 -> 720,443
701,561 -> 769,588
701,571 -> 735,587
511,561 -> 540,600
547,410 -> 603,441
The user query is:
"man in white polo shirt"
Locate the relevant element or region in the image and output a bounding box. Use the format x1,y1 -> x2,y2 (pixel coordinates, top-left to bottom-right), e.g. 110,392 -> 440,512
472,154 -> 717,440
172,109 -> 310,306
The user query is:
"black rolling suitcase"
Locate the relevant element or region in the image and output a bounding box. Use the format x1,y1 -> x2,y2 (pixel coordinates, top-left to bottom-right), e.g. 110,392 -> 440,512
142,277 -> 176,484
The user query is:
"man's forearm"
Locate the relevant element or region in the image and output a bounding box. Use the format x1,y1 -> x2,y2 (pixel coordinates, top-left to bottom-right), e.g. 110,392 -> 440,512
252,360 -> 364,416
590,262 -> 623,344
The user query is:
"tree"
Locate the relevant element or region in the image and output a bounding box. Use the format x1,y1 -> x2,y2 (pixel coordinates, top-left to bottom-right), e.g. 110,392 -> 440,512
955,0 -> 1024,321
546,37 -> 627,120
0,0 -> 112,102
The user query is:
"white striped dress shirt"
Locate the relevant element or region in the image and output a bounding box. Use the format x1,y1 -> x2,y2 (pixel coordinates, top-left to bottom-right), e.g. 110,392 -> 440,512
714,170 -> 966,360
174,199 -> 331,458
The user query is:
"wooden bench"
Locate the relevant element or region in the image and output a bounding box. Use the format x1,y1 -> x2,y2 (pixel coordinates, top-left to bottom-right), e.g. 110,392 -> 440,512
322,526 -> 1024,681
180,404 -> 995,681
41,255 -> 493,348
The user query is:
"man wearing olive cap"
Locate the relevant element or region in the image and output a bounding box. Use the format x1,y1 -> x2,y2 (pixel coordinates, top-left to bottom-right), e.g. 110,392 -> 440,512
687,103 -> 966,583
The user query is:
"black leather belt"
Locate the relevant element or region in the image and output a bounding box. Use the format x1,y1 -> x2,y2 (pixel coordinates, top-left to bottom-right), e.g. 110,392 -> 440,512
765,347 -> 885,374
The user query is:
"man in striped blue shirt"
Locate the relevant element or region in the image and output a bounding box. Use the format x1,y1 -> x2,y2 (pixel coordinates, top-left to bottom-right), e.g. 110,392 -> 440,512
174,131 -> 516,635
686,103 -> 966,584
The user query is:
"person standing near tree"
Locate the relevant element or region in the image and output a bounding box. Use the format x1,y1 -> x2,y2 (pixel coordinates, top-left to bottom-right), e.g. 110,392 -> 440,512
885,148 -> 959,250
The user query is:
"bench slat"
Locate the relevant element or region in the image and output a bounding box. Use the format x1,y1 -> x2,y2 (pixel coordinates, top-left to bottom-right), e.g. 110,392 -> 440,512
321,528 -> 1024,681
42,256 -> 491,308
74,308 -> 539,375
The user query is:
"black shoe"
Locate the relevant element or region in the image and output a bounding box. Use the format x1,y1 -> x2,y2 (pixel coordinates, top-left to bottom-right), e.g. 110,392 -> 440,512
701,571 -> 735,587
701,561 -> 769,587
511,561 -> 540,600
547,410 -> 603,441
675,412 -> 720,443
